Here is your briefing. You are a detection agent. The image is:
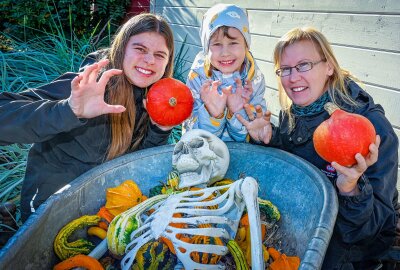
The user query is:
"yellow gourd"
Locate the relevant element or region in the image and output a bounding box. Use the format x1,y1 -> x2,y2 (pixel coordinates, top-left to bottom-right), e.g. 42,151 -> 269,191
53,215 -> 100,260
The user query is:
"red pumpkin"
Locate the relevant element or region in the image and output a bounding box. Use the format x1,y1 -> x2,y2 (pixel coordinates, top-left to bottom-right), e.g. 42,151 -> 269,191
313,102 -> 376,166
146,78 -> 194,126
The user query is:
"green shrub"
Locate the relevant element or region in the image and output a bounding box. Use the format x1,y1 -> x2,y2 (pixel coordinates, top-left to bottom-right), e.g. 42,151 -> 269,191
0,0 -> 130,44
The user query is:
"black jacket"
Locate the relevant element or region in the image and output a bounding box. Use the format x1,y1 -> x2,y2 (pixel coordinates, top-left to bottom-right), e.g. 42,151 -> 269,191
0,55 -> 171,221
267,81 -> 398,269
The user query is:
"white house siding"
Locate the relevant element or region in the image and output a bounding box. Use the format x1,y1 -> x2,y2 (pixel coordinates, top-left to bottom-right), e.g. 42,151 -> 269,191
151,0 -> 400,190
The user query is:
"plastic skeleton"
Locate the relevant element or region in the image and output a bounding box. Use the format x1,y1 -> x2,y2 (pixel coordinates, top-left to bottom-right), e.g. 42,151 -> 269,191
90,129 -> 264,269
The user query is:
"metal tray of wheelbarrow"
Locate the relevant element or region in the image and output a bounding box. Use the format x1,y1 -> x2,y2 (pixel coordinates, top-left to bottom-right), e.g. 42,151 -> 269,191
0,142 -> 338,269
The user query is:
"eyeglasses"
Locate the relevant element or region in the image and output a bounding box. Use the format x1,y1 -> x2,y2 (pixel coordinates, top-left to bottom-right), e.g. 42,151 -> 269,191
275,59 -> 326,77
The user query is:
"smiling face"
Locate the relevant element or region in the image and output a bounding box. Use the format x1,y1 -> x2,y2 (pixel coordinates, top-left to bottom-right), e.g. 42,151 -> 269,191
279,40 -> 333,107
122,32 -> 170,88
208,27 -> 247,75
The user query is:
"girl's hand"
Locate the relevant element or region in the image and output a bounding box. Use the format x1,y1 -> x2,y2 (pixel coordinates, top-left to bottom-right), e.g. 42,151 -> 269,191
222,78 -> 253,114
200,80 -> 227,118
237,104 -> 272,144
143,99 -> 174,131
69,59 -> 125,118
333,135 -> 381,196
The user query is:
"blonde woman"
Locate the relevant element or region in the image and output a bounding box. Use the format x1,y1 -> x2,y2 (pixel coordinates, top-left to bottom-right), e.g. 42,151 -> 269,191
238,27 -> 398,269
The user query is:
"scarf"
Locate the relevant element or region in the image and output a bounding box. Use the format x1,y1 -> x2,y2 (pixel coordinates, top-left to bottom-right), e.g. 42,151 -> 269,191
291,91 -> 330,116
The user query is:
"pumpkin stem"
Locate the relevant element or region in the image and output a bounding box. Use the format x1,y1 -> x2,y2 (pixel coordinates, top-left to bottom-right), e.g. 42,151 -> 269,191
324,102 -> 339,115
169,97 -> 177,107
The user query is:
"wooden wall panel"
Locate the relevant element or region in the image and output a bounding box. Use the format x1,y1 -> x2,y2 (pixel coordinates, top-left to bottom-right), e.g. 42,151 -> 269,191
155,0 -> 400,14
153,0 -> 400,184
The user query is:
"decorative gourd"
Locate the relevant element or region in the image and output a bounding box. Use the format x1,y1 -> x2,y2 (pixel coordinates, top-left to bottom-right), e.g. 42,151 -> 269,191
54,215 -> 101,260
166,169 -> 180,190
258,198 -> 280,222
107,194 -> 169,256
96,206 -> 114,224
53,254 -> 103,270
210,178 -> 234,194
146,78 -> 194,126
149,185 -> 164,197
87,226 -> 107,240
267,247 -> 300,270
105,180 -> 143,216
132,240 -> 177,270
189,234 -> 224,264
313,102 -> 376,166
159,213 -> 187,254
227,240 -> 250,270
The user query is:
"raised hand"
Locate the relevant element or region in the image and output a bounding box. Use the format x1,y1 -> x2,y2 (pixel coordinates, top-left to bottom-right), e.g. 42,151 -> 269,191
69,59 -> 125,119
332,135 -> 381,196
237,104 -> 272,144
200,80 -> 227,118
222,78 -> 253,114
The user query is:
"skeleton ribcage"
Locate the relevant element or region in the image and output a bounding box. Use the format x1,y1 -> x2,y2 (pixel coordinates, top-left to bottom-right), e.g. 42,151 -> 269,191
122,180 -> 246,270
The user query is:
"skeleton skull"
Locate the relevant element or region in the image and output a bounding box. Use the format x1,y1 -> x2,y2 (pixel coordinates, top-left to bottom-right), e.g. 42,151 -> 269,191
172,129 -> 230,189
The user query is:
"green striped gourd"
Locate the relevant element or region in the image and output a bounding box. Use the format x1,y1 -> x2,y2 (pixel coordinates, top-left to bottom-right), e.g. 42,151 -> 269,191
107,194 -> 168,256
258,198 -> 280,222
132,240 -> 176,270
227,239 -> 249,270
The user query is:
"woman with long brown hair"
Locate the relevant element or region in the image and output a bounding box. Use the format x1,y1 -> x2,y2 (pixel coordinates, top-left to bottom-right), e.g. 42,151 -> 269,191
0,13 -> 175,221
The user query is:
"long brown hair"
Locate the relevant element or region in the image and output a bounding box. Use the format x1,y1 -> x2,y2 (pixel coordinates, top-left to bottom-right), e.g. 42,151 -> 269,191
273,27 -> 358,130
104,13 -> 174,160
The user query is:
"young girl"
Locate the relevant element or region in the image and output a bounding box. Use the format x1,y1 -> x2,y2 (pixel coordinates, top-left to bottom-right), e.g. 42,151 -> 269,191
0,14 -> 175,221
238,27 -> 398,270
185,4 -> 266,142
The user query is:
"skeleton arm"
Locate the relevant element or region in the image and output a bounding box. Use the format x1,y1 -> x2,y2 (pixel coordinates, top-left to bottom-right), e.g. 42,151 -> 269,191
239,177 -> 264,269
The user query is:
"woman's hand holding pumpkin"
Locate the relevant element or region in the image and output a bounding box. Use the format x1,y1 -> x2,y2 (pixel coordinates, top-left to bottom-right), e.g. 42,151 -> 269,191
332,135 -> 380,196
222,78 -> 253,114
69,59 -> 125,119
237,104 -> 273,144
200,80 -> 227,118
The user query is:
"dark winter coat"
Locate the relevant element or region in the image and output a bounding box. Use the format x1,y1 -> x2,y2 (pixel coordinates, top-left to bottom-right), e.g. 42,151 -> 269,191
266,80 -> 398,269
0,55 -> 171,221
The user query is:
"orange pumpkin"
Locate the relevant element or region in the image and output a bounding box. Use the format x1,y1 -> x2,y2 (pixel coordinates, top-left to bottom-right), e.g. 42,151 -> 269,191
313,102 -> 376,166
146,78 -> 194,126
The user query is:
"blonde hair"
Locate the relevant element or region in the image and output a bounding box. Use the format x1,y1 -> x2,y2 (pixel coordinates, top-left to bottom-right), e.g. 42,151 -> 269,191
104,13 -> 174,160
273,27 -> 358,129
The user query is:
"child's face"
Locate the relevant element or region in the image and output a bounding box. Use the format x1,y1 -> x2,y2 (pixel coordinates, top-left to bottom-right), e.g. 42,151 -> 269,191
123,32 -> 170,88
208,27 -> 247,75
279,40 -> 333,107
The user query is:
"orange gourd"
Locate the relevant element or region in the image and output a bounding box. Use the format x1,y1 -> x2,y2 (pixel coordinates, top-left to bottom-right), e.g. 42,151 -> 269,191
146,78 -> 194,126
313,102 -> 376,166
53,254 -> 103,270
159,213 -> 186,254
267,248 -> 300,270
96,206 -> 114,224
105,180 -> 143,216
